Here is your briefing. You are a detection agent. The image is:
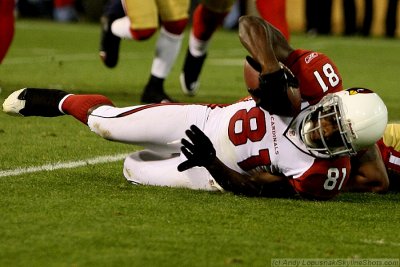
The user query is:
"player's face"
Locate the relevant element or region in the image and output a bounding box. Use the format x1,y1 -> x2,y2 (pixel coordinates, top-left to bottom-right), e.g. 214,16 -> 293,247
309,112 -> 342,149
310,115 -> 337,140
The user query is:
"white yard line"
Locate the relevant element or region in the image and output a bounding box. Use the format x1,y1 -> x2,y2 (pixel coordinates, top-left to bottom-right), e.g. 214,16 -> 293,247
361,239 -> 400,247
0,153 -> 128,178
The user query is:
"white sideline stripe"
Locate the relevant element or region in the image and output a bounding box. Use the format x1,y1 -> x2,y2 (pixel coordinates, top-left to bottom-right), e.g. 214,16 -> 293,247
0,153 -> 128,178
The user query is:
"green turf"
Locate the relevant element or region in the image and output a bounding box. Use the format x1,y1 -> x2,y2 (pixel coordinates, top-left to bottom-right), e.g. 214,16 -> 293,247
0,19 -> 399,267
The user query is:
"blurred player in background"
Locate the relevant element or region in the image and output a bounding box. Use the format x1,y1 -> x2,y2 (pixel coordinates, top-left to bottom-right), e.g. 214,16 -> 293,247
99,0 -> 189,103
255,0 -> 289,40
53,0 -> 78,22
180,0 -> 289,96
0,0 -> 15,64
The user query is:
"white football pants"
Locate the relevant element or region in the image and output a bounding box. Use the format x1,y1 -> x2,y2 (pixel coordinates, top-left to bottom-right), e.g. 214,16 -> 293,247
87,103 -> 222,191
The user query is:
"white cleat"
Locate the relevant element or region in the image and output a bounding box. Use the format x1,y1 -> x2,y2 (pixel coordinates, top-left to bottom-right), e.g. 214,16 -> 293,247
2,88 -> 26,116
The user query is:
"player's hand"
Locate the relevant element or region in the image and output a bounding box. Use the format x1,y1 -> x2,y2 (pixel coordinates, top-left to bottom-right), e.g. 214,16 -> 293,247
177,125 -> 216,172
246,57 -> 299,116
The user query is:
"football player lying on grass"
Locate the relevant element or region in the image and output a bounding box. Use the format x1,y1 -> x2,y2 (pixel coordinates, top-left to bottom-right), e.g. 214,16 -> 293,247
2,16 -> 389,200
2,83 -> 387,200
239,15 -> 398,193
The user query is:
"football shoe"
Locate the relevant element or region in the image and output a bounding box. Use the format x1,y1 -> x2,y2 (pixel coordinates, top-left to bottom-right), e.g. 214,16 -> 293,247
2,88 -> 68,117
180,49 -> 207,96
140,90 -> 174,104
99,15 -> 121,68
141,75 -> 175,103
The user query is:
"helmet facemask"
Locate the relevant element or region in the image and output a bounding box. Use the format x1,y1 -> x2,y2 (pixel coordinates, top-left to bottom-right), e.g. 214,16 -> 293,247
300,94 -> 356,158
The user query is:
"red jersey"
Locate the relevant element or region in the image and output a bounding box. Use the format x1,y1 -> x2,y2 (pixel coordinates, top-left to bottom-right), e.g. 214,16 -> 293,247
289,157 -> 351,200
284,49 -> 343,105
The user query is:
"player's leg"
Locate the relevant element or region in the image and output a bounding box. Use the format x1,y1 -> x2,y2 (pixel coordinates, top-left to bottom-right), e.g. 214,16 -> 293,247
123,150 -> 222,191
140,22 -> 187,103
2,88 -> 209,153
2,88 -> 113,122
256,0 -> 290,41
99,0 -> 125,68
100,0 -> 159,68
140,0 -> 189,103
180,0 -> 235,96
86,102 -> 208,153
0,0 -> 15,64
117,0 -> 158,40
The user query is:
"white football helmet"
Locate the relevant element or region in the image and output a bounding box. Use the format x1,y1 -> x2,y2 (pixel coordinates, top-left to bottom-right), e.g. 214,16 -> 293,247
299,88 -> 388,158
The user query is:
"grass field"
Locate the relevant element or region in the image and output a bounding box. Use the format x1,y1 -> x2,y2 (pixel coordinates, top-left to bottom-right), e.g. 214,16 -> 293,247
0,19 -> 399,267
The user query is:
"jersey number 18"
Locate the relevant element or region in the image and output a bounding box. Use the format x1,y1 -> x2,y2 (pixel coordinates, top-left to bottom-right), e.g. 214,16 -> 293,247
314,63 -> 340,92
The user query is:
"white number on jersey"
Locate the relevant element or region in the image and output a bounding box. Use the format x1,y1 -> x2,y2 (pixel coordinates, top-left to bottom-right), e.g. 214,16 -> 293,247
228,108 -> 271,171
323,167 -> 347,190
313,63 -> 340,92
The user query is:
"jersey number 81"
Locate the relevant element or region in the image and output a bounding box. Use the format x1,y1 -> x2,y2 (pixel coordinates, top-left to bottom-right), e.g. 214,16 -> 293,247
228,108 -> 271,171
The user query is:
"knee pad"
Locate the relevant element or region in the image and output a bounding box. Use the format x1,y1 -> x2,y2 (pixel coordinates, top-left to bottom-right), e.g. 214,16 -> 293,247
162,18 -> 189,35
111,16 -> 157,40
130,28 -> 157,40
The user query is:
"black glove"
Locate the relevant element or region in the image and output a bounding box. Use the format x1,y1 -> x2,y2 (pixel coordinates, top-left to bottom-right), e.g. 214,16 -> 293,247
177,125 -> 216,172
259,64 -> 299,90
245,55 -> 298,88
246,56 -> 299,115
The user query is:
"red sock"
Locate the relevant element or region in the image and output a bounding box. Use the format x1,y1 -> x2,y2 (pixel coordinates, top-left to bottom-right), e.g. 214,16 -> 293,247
192,4 -> 228,41
256,0 -> 290,41
61,95 -> 114,124
0,0 -> 15,63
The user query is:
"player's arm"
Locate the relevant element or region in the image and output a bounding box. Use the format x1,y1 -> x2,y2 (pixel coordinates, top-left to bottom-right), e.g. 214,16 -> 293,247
345,144 -> 389,193
238,15 -> 280,75
238,15 -> 301,116
238,15 -> 294,72
206,158 -> 296,197
177,125 -> 295,197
